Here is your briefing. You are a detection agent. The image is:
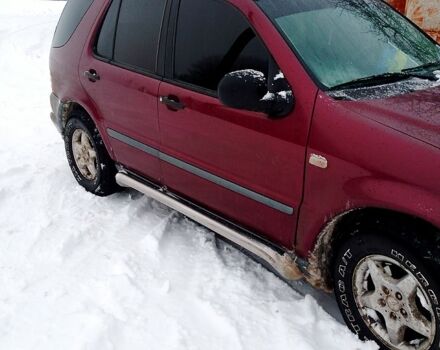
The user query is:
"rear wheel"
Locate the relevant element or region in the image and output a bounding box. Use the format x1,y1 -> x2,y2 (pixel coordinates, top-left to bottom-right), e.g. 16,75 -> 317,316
64,113 -> 119,196
333,231 -> 440,350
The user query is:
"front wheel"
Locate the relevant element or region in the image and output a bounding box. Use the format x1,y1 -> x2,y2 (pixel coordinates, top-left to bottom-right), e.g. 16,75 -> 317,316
333,232 -> 440,350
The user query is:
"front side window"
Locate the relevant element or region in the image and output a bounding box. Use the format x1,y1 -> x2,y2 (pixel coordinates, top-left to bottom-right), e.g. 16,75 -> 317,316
258,0 -> 440,89
113,0 -> 166,73
174,0 -> 270,92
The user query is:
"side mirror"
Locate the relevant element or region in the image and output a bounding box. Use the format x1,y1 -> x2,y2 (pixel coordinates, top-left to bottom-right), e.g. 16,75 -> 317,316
218,70 -> 294,117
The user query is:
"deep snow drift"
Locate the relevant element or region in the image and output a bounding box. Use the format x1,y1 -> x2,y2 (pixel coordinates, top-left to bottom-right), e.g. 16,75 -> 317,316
0,1 -> 377,349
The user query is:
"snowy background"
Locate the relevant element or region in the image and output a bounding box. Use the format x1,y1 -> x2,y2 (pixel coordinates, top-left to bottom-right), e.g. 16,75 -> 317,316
0,1 -> 378,349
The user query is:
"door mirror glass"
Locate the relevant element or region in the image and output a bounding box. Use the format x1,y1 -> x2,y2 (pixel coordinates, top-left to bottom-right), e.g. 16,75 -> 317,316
218,70 -> 294,117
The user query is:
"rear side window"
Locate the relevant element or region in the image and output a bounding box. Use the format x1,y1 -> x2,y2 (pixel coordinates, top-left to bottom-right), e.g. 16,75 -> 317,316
113,0 -> 166,73
95,0 -> 121,59
174,0 -> 269,91
52,0 -> 94,48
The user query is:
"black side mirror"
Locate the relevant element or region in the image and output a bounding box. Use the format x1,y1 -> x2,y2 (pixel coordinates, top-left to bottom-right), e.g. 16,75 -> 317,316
218,70 -> 294,117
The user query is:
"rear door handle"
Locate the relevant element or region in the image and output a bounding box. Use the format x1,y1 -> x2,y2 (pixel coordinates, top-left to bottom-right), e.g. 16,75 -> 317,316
84,69 -> 100,82
160,96 -> 185,111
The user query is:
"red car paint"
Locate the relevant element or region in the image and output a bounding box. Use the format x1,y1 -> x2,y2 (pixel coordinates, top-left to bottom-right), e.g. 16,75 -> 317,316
50,0 -> 440,263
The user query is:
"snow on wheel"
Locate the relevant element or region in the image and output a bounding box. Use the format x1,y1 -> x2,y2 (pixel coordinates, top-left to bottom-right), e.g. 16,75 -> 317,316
64,113 -> 119,196
333,233 -> 440,350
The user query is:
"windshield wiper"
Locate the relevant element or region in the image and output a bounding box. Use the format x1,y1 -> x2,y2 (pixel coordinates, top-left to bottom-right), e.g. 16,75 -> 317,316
329,70 -> 438,91
329,72 -> 412,91
402,61 -> 440,74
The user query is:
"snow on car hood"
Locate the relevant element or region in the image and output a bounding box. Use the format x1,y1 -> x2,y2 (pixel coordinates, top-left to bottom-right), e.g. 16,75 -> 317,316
330,76 -> 440,149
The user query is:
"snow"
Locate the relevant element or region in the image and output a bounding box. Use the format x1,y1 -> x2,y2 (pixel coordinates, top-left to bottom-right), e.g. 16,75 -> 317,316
260,90 -> 292,103
274,72 -> 285,80
229,69 -> 265,81
261,92 -> 275,101
0,1 -> 377,349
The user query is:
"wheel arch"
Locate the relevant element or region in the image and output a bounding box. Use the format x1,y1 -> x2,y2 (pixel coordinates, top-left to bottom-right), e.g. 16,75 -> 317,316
57,99 -> 115,160
306,207 -> 440,292
58,100 -> 93,131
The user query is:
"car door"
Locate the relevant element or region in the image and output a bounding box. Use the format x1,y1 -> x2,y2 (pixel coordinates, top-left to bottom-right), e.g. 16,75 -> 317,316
158,0 -> 317,248
79,0 -> 167,182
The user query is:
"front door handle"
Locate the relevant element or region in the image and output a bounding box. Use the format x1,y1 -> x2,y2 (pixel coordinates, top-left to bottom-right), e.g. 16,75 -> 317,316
160,95 -> 185,111
84,69 -> 100,82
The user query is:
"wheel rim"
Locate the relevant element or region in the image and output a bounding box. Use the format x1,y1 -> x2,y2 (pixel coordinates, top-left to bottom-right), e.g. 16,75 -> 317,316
353,255 -> 436,350
71,129 -> 98,181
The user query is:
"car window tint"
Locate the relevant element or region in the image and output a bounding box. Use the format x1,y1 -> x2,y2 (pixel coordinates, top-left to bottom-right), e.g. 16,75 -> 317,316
174,0 -> 269,92
95,0 -> 121,59
232,36 -> 269,75
52,0 -> 94,48
113,0 -> 166,73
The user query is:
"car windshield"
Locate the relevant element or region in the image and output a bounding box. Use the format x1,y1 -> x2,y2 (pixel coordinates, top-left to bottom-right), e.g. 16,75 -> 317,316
257,0 -> 440,89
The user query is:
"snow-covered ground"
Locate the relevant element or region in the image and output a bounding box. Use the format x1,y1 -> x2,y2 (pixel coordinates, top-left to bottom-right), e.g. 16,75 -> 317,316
0,1 -> 377,349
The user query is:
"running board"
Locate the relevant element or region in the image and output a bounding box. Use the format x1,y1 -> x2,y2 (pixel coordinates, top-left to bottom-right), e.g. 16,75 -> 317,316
115,172 -> 303,281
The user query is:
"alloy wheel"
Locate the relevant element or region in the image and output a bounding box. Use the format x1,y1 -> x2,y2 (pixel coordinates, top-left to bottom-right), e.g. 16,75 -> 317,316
353,255 -> 436,350
71,129 -> 98,181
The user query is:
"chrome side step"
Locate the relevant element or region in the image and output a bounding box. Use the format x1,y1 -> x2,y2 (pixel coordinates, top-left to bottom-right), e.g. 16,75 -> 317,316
116,172 -> 303,281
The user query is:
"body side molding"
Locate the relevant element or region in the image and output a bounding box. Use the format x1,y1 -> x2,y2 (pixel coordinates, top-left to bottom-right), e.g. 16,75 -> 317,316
108,128 -> 294,215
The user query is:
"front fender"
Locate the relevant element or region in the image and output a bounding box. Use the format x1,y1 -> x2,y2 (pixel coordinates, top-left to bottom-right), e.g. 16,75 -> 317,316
297,91 -> 440,258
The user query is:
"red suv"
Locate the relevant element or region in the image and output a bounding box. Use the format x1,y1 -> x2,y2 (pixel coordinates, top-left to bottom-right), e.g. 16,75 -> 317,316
50,0 -> 440,348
